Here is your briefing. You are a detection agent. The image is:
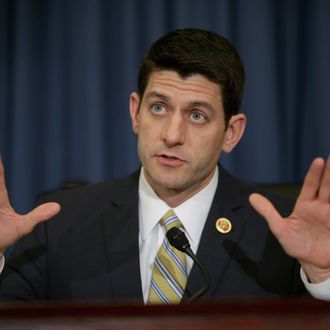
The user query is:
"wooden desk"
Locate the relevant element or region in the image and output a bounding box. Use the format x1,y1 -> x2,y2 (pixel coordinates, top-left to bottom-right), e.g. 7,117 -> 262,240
0,298 -> 329,329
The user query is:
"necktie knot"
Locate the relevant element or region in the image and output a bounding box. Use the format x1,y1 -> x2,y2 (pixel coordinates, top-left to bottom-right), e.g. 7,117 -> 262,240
160,209 -> 183,232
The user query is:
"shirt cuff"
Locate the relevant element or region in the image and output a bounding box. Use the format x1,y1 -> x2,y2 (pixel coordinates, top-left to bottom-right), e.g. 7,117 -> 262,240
301,268 -> 330,301
0,255 -> 4,274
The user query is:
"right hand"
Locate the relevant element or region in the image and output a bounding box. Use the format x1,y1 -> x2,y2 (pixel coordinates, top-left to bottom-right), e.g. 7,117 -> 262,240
0,157 -> 61,256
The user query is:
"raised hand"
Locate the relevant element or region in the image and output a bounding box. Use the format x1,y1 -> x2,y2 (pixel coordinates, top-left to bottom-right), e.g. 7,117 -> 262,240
0,157 -> 60,256
249,156 -> 330,283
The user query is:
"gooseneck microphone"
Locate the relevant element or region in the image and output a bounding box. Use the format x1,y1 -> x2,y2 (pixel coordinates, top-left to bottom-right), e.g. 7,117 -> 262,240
166,227 -> 211,302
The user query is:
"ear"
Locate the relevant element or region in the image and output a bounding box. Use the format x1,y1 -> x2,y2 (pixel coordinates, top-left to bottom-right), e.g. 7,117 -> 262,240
129,92 -> 140,134
222,114 -> 247,153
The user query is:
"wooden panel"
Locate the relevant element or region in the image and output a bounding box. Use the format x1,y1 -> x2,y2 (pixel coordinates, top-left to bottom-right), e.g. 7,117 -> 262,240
0,298 -> 329,329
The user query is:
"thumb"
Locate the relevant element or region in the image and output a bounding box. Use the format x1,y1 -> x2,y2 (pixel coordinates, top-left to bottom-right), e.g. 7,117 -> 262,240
23,202 -> 61,233
249,193 -> 285,237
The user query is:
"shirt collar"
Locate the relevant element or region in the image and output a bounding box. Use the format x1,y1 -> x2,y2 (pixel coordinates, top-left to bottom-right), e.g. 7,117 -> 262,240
139,167 -> 219,248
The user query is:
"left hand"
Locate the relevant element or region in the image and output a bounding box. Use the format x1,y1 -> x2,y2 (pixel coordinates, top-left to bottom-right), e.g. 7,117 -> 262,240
249,156 -> 330,283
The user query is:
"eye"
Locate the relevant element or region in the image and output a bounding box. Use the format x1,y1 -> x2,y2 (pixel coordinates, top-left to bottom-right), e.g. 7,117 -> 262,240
151,104 -> 166,115
190,111 -> 207,124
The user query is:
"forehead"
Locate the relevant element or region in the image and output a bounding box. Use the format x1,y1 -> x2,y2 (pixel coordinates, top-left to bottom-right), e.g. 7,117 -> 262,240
143,70 -> 222,104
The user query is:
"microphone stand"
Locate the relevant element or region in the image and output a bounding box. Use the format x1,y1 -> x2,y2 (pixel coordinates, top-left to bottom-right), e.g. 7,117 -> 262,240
166,227 -> 211,302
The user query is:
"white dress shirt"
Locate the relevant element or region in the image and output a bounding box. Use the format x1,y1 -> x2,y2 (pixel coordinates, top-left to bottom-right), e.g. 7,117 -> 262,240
138,167 -> 218,303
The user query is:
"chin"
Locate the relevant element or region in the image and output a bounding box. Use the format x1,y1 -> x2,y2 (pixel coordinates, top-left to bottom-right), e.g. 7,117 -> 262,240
144,163 -> 191,189
153,174 -> 190,191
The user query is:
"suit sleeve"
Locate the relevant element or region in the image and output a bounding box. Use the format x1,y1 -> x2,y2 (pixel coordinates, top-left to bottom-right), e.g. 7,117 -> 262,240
0,223 -> 48,301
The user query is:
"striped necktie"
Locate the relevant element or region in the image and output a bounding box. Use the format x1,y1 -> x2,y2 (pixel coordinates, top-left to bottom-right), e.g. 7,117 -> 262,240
148,209 -> 188,304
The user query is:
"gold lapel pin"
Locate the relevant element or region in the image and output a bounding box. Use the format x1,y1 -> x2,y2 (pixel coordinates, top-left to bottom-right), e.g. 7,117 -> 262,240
215,217 -> 232,234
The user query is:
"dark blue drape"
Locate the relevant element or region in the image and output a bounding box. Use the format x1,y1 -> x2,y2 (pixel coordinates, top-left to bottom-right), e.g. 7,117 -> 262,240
0,0 -> 329,213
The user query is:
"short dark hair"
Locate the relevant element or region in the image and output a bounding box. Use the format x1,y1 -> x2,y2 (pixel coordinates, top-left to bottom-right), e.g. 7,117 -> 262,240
137,28 -> 245,125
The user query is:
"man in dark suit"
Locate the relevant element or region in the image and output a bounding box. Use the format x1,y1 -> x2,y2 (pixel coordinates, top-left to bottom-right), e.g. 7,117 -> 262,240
0,28 -> 329,302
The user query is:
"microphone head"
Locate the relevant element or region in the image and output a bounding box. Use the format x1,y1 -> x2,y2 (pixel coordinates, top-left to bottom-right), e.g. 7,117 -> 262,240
166,227 -> 191,252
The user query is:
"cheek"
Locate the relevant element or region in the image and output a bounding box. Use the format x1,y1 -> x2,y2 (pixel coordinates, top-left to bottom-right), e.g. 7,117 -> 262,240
139,122 -> 161,142
137,122 -> 160,152
191,130 -> 224,157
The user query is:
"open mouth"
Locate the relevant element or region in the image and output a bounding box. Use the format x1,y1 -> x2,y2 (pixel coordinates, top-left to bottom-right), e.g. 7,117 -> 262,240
156,154 -> 185,166
163,155 -> 178,160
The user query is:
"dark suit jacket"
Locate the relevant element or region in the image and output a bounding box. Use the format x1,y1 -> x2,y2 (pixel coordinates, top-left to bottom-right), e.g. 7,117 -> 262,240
0,166 -> 305,302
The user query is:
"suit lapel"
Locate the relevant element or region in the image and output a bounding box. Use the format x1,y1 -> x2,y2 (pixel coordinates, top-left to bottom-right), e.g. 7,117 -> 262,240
100,172 -> 144,303
184,166 -> 248,300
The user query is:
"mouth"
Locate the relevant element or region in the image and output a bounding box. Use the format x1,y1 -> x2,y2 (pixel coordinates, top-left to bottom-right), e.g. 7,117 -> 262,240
155,154 -> 185,167
163,155 -> 179,160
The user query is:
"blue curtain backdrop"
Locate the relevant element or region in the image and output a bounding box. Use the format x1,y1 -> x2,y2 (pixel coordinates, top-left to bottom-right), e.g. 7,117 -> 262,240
0,0 -> 329,213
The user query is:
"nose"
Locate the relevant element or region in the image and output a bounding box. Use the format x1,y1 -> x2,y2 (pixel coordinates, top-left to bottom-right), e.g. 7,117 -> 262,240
161,113 -> 185,147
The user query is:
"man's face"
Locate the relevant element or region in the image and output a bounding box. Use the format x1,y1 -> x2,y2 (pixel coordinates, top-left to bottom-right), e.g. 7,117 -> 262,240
130,70 -> 245,205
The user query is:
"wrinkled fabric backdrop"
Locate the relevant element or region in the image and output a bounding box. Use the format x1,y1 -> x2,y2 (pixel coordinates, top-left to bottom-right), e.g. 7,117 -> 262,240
0,0 -> 329,212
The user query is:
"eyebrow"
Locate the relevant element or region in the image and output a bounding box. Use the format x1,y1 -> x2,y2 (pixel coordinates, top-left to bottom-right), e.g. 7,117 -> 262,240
186,100 -> 214,113
144,91 -> 169,102
144,91 -> 214,113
